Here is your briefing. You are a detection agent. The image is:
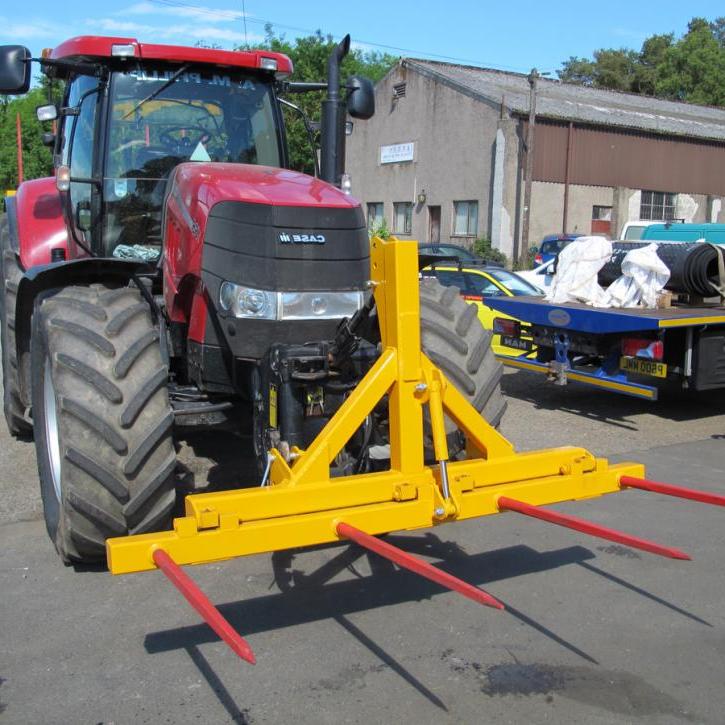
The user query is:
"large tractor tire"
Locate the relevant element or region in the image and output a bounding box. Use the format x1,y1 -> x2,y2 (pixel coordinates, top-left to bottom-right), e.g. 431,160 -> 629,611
31,283 -> 177,563
419,277 -> 507,454
0,215 -> 32,437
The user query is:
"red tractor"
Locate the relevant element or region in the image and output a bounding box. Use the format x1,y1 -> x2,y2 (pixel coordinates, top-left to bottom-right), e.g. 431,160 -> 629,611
0,37 -> 505,564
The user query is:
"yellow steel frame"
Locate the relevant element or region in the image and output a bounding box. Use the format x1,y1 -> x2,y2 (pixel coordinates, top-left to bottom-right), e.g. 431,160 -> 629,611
106,237 -> 644,575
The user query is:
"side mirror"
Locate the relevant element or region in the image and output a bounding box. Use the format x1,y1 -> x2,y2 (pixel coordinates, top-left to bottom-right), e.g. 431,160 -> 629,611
36,104 -> 58,122
41,132 -> 56,147
346,76 -> 374,120
0,45 -> 31,95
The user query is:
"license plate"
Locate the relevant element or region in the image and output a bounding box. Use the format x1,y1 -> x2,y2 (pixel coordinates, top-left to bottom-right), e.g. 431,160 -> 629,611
620,356 -> 667,379
501,335 -> 532,351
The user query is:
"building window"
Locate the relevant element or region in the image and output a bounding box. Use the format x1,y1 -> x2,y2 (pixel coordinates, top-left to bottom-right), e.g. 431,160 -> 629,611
393,202 -> 413,234
367,202 -> 384,231
453,200 -> 478,236
592,205 -> 612,221
640,191 -> 676,221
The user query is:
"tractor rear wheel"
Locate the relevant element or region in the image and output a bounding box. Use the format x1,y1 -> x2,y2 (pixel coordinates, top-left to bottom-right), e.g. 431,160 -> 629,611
31,283 -> 177,563
0,215 -> 32,437
419,277 -> 507,453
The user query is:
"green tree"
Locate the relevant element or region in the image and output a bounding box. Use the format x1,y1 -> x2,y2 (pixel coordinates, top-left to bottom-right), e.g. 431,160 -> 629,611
710,16 -> 725,47
656,18 -> 725,105
557,56 -> 596,85
256,26 -> 396,174
0,85 -> 54,191
557,17 -> 725,107
632,33 -> 674,95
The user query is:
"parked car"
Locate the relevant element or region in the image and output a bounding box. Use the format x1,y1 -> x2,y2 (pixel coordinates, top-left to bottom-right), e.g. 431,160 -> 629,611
422,261 -> 541,356
640,223 -> 725,244
534,234 -> 583,266
620,219 -> 683,240
418,243 -> 500,264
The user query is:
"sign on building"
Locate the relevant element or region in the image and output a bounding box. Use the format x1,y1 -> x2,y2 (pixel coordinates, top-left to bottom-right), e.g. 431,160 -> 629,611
380,142 -> 415,164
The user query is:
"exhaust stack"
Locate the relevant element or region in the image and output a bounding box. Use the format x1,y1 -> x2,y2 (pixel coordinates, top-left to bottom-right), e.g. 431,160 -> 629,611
320,34 -> 350,186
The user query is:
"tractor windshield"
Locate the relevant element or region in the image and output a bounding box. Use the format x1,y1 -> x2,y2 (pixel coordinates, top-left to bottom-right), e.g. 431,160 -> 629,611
101,66 -> 281,256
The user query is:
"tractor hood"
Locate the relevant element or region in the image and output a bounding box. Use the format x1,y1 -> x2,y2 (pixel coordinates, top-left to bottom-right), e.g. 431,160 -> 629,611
170,162 -> 360,219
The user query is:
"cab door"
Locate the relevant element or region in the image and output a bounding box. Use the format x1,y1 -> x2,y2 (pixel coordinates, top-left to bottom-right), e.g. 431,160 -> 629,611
60,74 -> 102,256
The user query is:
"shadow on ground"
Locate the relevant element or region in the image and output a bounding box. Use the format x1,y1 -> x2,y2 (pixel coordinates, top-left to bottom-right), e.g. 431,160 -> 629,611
501,369 -> 725,429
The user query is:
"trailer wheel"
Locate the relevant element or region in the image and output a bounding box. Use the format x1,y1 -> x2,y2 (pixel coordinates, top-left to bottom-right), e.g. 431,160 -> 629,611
419,278 -> 507,455
0,215 -> 32,437
31,284 -> 176,563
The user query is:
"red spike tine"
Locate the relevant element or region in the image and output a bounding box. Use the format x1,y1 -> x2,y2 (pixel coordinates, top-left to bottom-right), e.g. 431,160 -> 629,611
336,522 -> 504,610
621,476 -> 725,508
497,497 -> 691,561
152,548 -> 256,664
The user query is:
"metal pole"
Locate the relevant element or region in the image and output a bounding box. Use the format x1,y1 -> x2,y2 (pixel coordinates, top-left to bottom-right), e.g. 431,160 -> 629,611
562,121 -> 573,233
16,113 -> 24,185
520,69 -> 539,267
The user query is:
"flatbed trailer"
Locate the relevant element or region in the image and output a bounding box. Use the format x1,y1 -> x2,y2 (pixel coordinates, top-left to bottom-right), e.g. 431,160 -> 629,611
485,296 -> 725,400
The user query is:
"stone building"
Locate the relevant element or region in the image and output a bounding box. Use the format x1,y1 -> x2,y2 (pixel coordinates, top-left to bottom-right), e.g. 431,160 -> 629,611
345,59 -> 725,259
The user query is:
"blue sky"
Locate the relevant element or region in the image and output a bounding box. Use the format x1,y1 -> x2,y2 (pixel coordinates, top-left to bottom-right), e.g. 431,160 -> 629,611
1,0 -> 723,75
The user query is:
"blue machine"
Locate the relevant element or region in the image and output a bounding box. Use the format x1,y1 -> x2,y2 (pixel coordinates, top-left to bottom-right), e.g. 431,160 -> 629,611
486,296 -> 725,400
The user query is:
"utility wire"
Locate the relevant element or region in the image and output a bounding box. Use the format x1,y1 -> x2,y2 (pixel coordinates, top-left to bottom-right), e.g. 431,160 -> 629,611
146,0 -> 532,73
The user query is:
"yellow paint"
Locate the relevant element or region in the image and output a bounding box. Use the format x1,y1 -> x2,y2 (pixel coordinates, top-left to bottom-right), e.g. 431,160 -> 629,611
269,384 -> 277,429
659,316 -> 725,328
106,237 -> 646,575
422,264 -> 536,356
499,356 -> 658,399
619,356 -> 667,379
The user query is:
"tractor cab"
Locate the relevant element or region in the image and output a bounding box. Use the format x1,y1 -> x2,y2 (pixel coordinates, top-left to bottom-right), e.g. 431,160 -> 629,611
21,39 -> 296,260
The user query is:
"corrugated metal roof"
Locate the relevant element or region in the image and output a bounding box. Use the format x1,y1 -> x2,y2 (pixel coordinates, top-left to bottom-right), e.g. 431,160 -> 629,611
403,59 -> 725,142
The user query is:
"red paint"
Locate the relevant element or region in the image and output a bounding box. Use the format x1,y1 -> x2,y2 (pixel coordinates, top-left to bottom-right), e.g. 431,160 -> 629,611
590,219 -> 611,235
152,548 -> 256,664
49,36 -> 293,76
497,496 -> 691,560
336,522 -> 504,610
621,476 -> 725,507
163,163 -> 357,327
187,283 -> 208,344
14,178 -> 72,269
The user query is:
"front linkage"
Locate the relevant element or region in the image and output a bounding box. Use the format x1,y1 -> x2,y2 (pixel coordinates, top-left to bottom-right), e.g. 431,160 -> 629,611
106,237 -> 725,662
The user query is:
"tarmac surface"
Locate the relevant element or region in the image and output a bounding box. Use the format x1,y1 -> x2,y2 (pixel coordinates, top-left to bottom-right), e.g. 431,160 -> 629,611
2,368 -> 725,724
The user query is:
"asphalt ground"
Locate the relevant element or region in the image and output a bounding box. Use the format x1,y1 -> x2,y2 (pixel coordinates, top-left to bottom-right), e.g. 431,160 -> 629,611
2,368 -> 725,724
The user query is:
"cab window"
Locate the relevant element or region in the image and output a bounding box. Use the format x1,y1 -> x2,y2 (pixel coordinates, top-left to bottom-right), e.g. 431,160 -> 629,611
63,75 -> 101,240
101,67 -> 280,255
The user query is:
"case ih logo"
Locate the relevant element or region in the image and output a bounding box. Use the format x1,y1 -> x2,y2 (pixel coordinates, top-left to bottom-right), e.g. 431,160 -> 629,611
278,233 -> 326,244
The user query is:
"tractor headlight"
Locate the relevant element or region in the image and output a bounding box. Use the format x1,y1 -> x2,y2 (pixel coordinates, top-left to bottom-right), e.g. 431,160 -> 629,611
219,283 -> 363,321
219,282 -> 276,319
279,290 -> 363,320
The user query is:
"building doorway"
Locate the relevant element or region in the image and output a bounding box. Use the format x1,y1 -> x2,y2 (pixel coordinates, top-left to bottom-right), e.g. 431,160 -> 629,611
428,206 -> 441,243
591,205 -> 612,236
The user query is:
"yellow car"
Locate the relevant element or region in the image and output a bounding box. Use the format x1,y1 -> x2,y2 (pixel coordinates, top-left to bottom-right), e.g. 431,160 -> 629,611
423,262 -> 540,356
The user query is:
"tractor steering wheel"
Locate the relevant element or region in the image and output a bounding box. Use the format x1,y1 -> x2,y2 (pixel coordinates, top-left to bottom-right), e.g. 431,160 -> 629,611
159,126 -> 211,156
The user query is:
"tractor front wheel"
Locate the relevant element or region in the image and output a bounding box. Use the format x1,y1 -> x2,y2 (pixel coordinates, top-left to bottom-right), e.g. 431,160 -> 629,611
31,283 -> 177,563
